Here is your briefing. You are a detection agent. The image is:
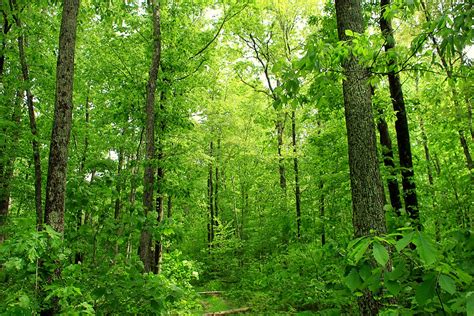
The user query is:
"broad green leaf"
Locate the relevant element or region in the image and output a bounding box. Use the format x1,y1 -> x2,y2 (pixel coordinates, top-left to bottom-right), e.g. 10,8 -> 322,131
385,279 -> 401,295
373,241 -> 389,266
415,274 -> 436,306
413,232 -> 437,265
349,237 -> 371,264
395,231 -> 414,252
438,274 -> 456,294
345,268 -> 362,292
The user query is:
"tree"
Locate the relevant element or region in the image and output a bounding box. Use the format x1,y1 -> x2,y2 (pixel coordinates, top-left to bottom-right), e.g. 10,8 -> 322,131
334,0 -> 387,313
12,0 -> 43,230
380,0 -> 419,225
44,0 -> 80,233
139,0 -> 161,272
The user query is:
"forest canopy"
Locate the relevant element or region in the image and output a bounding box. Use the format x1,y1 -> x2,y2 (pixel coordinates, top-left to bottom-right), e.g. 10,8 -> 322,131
0,0 -> 472,314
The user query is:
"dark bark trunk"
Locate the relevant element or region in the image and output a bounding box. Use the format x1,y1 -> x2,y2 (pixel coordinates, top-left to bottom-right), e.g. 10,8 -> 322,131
381,0 -> 419,225
335,0 -> 387,313
44,0 -> 80,233
14,6 -> 43,230
376,105 -> 403,214
291,110 -> 301,239
139,0 -> 161,272
276,118 -> 286,192
0,8 -> 10,79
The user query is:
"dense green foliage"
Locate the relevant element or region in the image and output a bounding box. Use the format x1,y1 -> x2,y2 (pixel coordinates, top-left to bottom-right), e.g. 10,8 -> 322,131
0,0 -> 472,314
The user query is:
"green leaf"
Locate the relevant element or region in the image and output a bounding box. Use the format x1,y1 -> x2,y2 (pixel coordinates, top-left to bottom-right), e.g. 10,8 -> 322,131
395,231 -> 414,252
345,268 -> 362,292
438,274 -> 456,294
415,274 -> 436,306
345,29 -> 354,37
413,232 -> 437,265
373,241 -> 389,266
385,279 -> 401,295
349,237 -> 371,264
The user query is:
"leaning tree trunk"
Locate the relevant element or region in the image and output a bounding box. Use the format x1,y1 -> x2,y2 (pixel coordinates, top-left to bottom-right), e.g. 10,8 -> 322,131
44,0 -> 80,234
380,0 -> 419,226
335,0 -> 387,314
14,3 -> 43,230
139,0 -> 161,272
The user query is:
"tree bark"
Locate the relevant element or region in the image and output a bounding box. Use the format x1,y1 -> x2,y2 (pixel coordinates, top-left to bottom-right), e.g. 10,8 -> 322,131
44,0 -> 80,233
291,110 -> 301,239
139,0 -> 161,272
380,0 -> 419,225
14,3 -> 43,230
335,0 -> 387,314
377,112 -> 403,215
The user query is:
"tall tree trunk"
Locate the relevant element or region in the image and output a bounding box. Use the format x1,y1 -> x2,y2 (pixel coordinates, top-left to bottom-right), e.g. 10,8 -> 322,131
335,0 -> 387,314
44,0 -> 80,233
291,110 -> 301,239
14,5 -> 43,230
139,0 -> 161,272
380,0 -> 419,225
215,137 -> 220,225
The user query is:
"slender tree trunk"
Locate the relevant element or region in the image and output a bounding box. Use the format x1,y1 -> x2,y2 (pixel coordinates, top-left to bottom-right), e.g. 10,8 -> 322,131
0,8 -> 10,79
377,112 -> 403,214
380,0 -> 419,225
291,110 -> 301,239
129,128 -> 144,206
44,0 -> 80,233
276,118 -> 286,192
153,139 -> 164,274
14,7 -> 43,230
215,137 -> 220,225
335,0 -> 387,314
139,0 -> 161,272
